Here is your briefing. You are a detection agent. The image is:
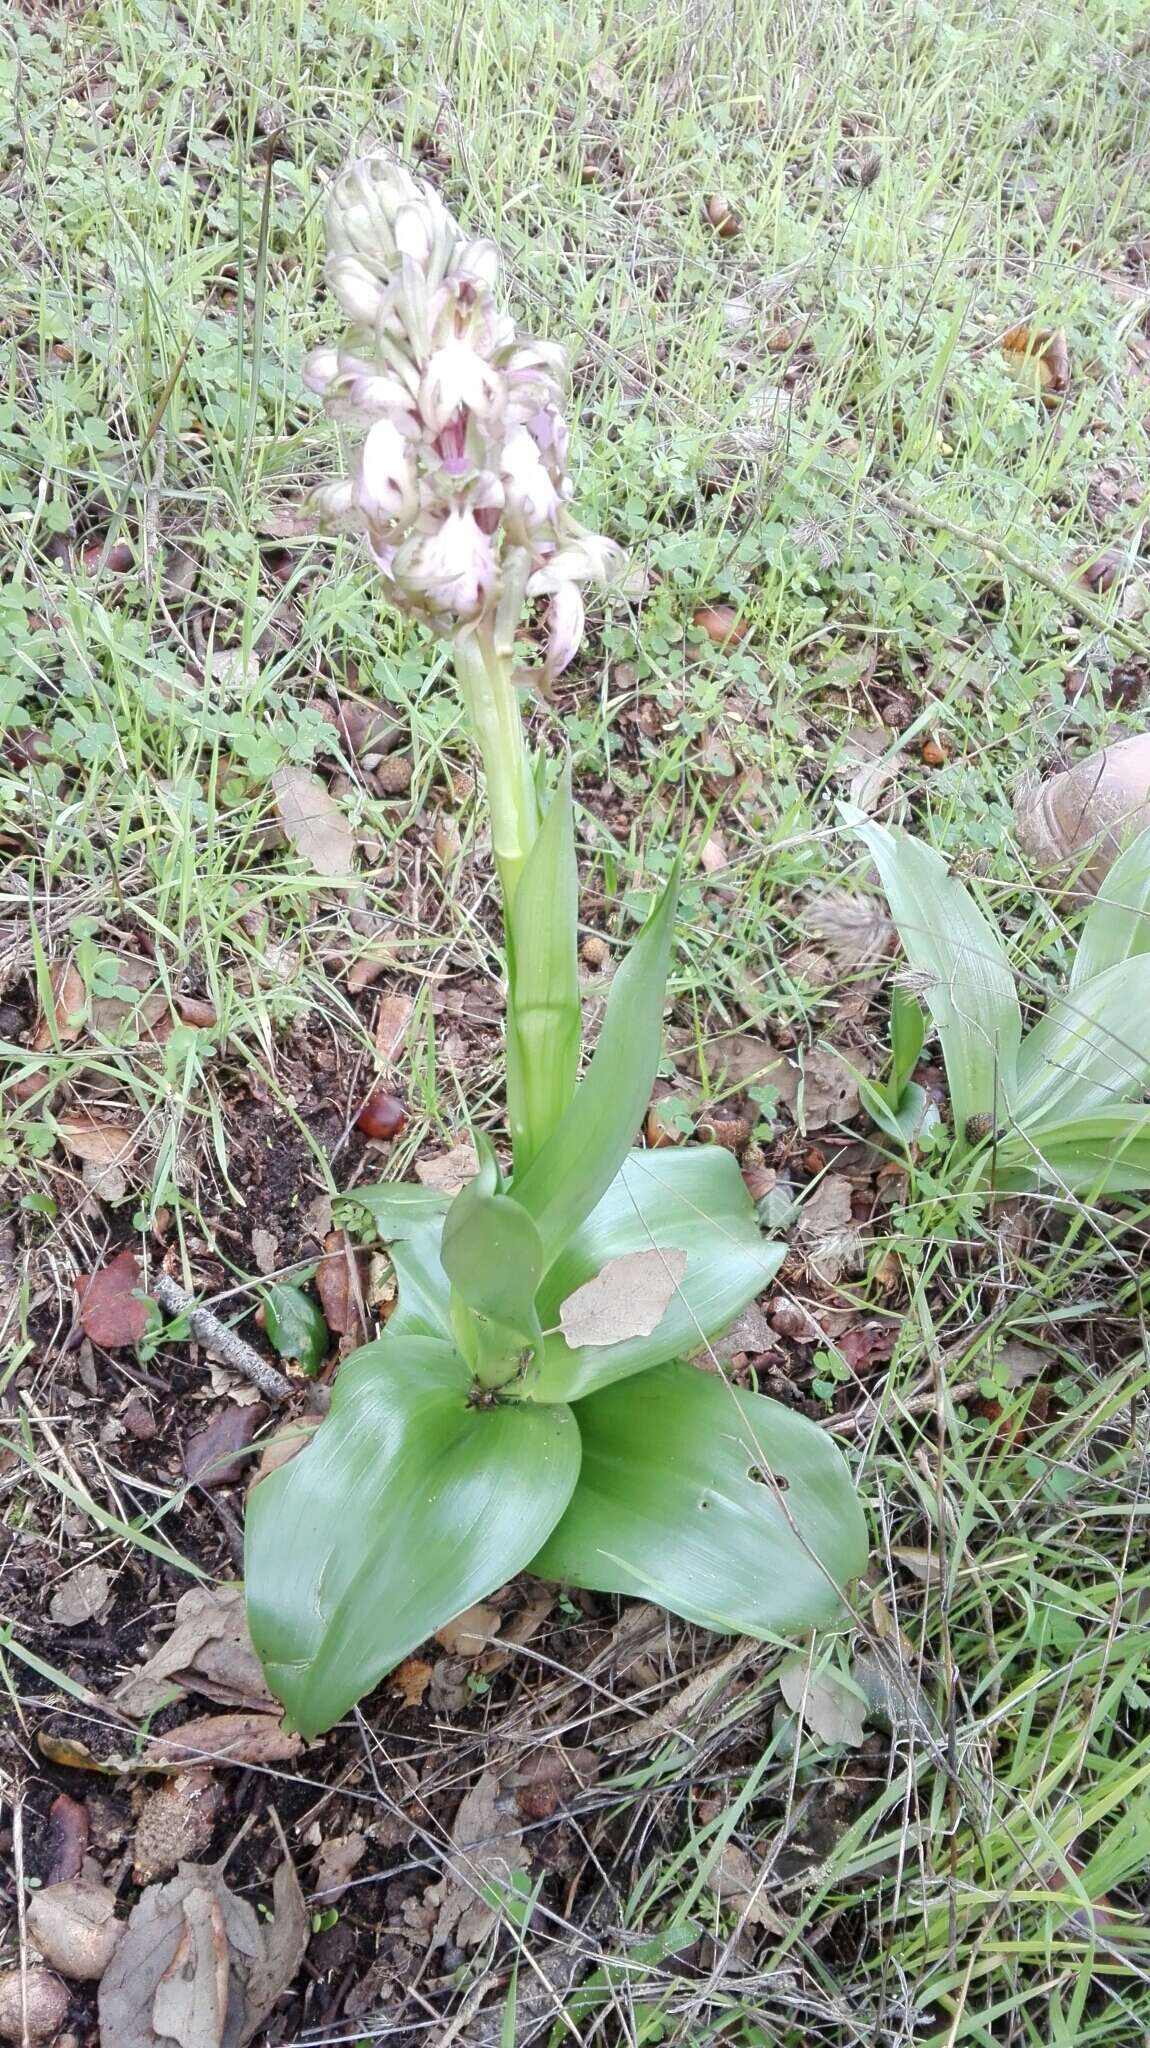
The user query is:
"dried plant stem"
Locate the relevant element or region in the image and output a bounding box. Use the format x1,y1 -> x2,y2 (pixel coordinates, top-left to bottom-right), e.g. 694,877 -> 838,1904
153,1272 -> 292,1402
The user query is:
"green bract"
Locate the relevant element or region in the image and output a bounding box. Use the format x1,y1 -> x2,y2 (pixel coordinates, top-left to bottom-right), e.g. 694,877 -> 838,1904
847,810 -> 1150,1197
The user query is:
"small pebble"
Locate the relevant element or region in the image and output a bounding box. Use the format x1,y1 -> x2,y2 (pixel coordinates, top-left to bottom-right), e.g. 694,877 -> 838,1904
0,1966 -> 69,2044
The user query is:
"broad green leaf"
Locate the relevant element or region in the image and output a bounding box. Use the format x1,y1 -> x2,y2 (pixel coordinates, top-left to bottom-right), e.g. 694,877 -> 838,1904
512,872 -> 679,1267
341,1182 -> 452,1239
857,1073 -> 934,1146
505,766 -> 581,1173
441,1186 -> 543,1343
531,1360 -> 867,1636
890,988 -> 926,1101
261,1284 -> 328,1377
245,1336 -> 580,1736
525,1148 -> 783,1402
994,1105 -> 1150,1195
845,808 -> 1020,1140
1014,956 -> 1150,1126
1071,826 -> 1150,990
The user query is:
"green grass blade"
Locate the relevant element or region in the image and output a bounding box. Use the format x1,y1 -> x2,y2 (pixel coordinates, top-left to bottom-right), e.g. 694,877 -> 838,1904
845,807 -> 1020,1141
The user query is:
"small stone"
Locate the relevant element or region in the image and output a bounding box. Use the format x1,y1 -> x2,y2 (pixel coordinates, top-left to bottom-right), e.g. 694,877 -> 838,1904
0,1967 -> 69,2043
375,753 -> 412,796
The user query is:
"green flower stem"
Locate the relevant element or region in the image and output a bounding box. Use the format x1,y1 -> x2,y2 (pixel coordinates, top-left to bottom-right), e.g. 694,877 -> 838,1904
452,624 -> 537,904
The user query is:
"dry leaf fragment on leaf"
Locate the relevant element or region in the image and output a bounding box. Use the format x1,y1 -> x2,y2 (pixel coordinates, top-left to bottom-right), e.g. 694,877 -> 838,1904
778,1655 -> 867,1747
114,1585 -> 276,1719
559,1248 -> 688,1348
27,1879 -> 123,1981
432,1770 -> 529,1950
147,1711 -> 304,1768
999,321 -> 1070,403
97,1837 -> 308,2048
76,1248 -> 152,1348
50,1561 -> 111,1627
271,764 -> 356,880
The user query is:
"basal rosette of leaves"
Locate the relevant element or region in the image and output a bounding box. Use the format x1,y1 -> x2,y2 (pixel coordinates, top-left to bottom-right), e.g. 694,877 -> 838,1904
244,156 -> 867,1740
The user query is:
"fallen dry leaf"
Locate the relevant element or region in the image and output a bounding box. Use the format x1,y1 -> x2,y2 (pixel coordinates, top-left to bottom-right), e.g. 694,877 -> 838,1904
27,1877 -> 122,1982
88,954 -> 167,1040
706,1843 -> 783,1930
97,1831 -> 307,2048
76,1248 -> 152,1348
32,957 -> 87,1050
374,991 -> 414,1064
50,1562 -> 110,1627
249,1227 -> 280,1276
43,1793 -> 89,1885
147,1711 -> 304,1767
559,1248 -> 688,1348
1015,734 -> 1150,898
779,1655 -> 867,1747
414,1141 -> 478,1194
510,1745 -> 598,1823
114,1585 -> 276,1719
272,764 -> 356,880
57,1113 -> 137,1171
432,1770 -> 529,1949
312,1832 -> 367,1904
699,830 -> 728,875
999,320 -> 1069,404
185,1404 -> 267,1488
797,1048 -> 861,1131
315,1229 -> 366,1339
133,1770 -> 224,1882
435,1602 -> 502,1658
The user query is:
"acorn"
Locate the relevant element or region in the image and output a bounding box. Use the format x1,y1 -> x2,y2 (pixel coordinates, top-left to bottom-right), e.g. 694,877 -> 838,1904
691,603 -> 749,648
703,193 -> 740,240
357,1090 -> 407,1140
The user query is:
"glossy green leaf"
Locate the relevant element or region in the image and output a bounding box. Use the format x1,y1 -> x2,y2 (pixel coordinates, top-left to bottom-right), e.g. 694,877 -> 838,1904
995,1105 -> 1150,1195
261,1284 -> 328,1377
512,871 -> 679,1267
845,808 -> 1020,1140
857,1074 -> 934,1147
505,766 -> 581,1173
525,1147 -> 782,1402
246,1335 -> 580,1736
442,1189 -> 543,1348
531,1361 -> 867,1636
1071,826 -> 1150,990
1014,956 -> 1150,1126
342,1181 -> 452,1239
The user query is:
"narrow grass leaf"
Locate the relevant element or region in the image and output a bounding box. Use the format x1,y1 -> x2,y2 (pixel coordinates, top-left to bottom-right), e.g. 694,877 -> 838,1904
1014,955 -> 1150,1125
1071,826 -> 1150,988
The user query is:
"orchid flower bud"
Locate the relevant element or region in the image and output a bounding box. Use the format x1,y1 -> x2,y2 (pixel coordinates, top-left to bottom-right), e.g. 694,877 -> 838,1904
303,347 -> 341,395
326,255 -> 388,326
357,418 -> 419,530
310,478 -> 359,528
527,531 -> 624,595
501,426 -> 561,543
544,581 -> 585,682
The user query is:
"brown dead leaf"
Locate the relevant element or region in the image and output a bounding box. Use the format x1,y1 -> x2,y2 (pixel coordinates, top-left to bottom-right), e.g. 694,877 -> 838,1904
50,1562 -> 110,1627
390,1657 -> 433,1708
707,1843 -> 784,1930
97,1829 -> 308,2048
779,1656 -> 867,1747
76,1248 -> 152,1348
414,1141 -> 478,1193
435,1602 -> 502,1658
797,1048 -> 861,1130
699,831 -> 728,875
184,1404 -> 266,1489
32,957 -> 86,1049
432,1770 -> 529,1949
133,1770 -> 224,1882
249,1227 -> 280,1276
374,991 -> 414,1065
57,1113 -> 137,1171
559,1249 -> 688,1348
88,954 -> 167,1040
315,1230 -> 366,1339
44,1793 -> 89,1886
113,1585 -> 276,1718
999,321 -> 1069,404
147,1711 -> 304,1767
272,764 -> 356,880
312,1832 -> 367,1904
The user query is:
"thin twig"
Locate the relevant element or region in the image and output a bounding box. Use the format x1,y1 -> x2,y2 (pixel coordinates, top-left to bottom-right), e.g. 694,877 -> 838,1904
153,1273 -> 292,1402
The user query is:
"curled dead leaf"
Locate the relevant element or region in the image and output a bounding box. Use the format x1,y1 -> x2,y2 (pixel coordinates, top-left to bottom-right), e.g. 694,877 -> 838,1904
146,1710 -> 305,1767
56,1114 -> 137,1171
999,321 -> 1069,404
113,1583 -> 276,1718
